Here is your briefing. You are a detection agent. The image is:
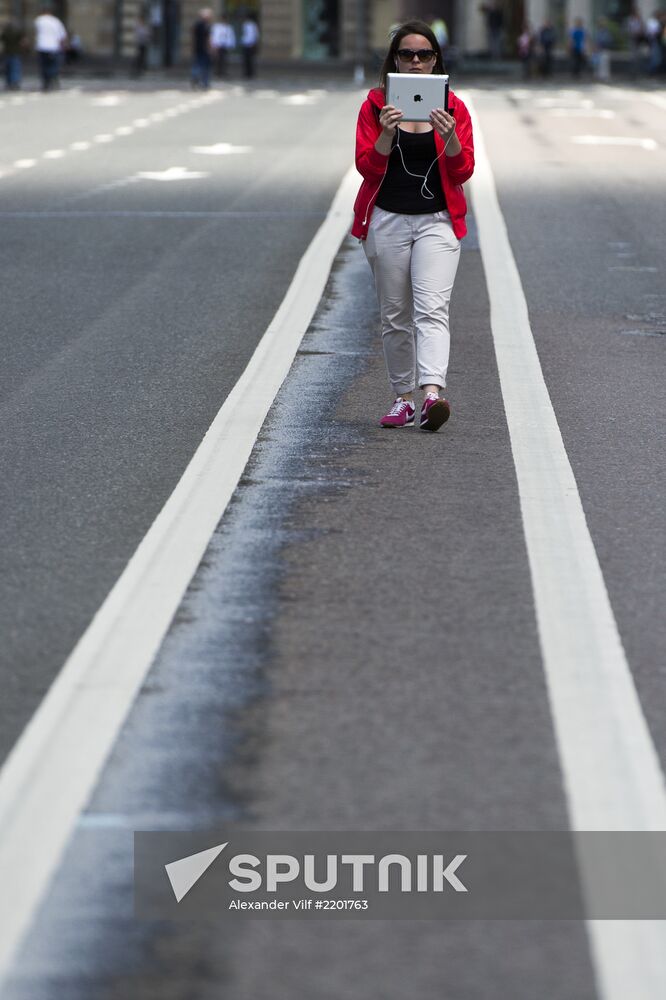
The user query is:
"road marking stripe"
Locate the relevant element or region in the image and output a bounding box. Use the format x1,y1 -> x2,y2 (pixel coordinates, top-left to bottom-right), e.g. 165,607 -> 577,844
548,108 -> 615,119
0,210 -> 326,219
604,87 -> 666,112
466,92 -> 666,1000
0,163 -> 358,985
0,93 -> 222,182
645,93 -> 666,111
572,135 -> 657,150
609,265 -> 658,273
533,97 -> 594,108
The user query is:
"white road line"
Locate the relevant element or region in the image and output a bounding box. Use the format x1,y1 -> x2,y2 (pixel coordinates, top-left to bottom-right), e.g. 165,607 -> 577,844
466,92 -> 666,1000
0,163 -> 358,987
283,94 -> 319,105
645,93 -> 666,111
136,166 -> 209,181
90,95 -> 125,107
572,135 -> 657,150
0,93 -> 38,110
0,92 -> 222,183
534,97 -> 594,108
609,265 -> 658,273
549,108 -> 615,119
0,210 -> 322,218
190,142 -> 252,155
604,87 -> 666,111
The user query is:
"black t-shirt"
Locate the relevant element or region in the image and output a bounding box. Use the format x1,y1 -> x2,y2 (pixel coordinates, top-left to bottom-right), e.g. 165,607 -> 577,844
1,24 -> 24,56
375,128 -> 446,215
193,20 -> 210,57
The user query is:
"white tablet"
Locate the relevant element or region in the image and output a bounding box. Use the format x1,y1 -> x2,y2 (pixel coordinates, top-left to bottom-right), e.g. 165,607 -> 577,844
386,73 -> 449,122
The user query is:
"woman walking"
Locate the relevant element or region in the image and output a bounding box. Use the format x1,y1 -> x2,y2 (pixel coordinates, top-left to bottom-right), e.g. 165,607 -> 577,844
352,20 -> 474,430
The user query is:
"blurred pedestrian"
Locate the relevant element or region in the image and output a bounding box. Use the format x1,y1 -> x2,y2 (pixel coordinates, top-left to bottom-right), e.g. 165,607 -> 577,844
34,4 -> 67,92
240,12 -> 260,79
1,17 -> 27,90
646,11 -> 664,74
429,14 -> 449,50
480,2 -> 503,60
211,13 -> 235,78
352,20 -> 475,431
592,17 -> 613,81
625,6 -> 646,77
569,17 -> 588,78
517,23 -> 535,79
133,14 -> 150,77
538,19 -> 556,77
65,31 -> 82,65
191,8 -> 213,90
429,12 -> 451,67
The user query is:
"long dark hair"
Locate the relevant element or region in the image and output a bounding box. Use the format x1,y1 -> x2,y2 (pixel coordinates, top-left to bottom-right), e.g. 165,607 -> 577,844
378,20 -> 445,93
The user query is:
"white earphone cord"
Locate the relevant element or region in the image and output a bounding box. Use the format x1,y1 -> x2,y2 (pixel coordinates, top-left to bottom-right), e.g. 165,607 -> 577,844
394,126 -> 456,200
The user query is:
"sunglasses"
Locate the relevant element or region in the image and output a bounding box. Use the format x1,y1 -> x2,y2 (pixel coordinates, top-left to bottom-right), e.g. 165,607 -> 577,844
396,48 -> 437,63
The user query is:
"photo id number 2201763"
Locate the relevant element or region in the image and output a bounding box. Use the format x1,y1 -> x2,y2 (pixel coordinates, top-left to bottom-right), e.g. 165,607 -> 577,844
227,898 -> 370,910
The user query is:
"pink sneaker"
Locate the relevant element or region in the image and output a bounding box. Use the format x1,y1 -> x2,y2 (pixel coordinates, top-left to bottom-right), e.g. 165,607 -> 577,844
379,397 -> 416,428
420,393 -> 451,431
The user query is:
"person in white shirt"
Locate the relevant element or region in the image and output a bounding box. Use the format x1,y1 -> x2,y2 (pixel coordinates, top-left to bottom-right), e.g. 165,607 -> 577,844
240,13 -> 259,79
210,14 -> 236,78
34,4 -> 67,91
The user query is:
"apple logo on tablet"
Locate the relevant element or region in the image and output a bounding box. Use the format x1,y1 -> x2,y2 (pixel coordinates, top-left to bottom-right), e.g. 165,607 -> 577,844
414,94 -> 422,102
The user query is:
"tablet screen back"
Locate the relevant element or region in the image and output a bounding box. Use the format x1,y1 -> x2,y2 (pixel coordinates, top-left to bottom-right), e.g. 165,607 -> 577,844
386,73 -> 449,122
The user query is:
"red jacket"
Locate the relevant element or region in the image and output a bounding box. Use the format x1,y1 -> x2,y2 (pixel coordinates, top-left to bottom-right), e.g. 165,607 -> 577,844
351,86 -> 475,241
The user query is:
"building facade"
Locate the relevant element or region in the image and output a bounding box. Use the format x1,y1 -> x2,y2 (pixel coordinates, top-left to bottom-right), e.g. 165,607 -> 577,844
0,0 -> 117,55
0,0 -> 659,63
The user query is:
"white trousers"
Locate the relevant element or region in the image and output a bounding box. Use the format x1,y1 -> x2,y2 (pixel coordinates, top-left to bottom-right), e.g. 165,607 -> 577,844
363,207 -> 461,396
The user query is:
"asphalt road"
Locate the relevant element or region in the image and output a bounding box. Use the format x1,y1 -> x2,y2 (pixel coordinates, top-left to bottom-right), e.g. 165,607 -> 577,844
0,79 -> 359,764
1,77 -> 665,999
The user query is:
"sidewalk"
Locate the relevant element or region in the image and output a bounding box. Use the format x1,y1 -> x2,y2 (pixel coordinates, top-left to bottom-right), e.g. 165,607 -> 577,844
10,48 -> 663,89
